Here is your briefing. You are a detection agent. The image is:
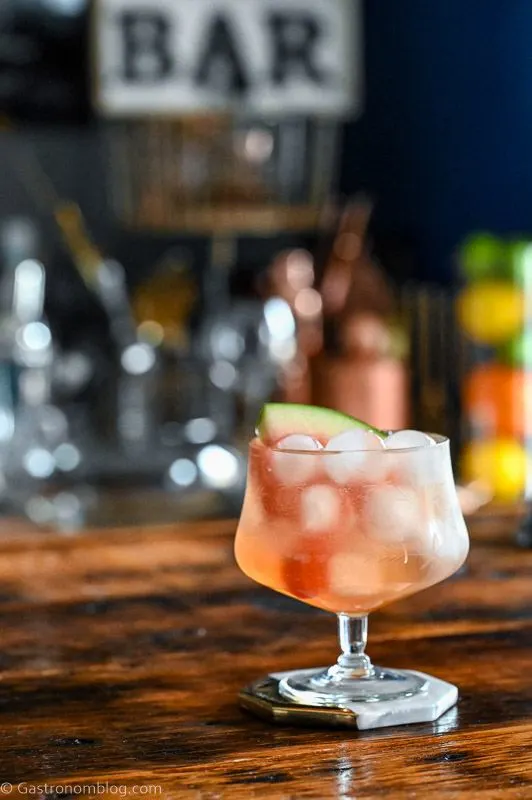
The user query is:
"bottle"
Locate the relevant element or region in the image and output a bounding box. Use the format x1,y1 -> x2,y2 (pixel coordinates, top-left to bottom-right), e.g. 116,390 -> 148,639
262,248 -> 323,405
312,199 -> 410,431
0,218 -> 42,447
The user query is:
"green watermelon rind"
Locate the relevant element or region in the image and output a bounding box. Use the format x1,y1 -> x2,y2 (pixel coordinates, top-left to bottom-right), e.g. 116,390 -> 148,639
257,403 -> 385,444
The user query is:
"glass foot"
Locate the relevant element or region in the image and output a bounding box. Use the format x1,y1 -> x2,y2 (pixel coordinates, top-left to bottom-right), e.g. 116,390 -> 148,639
278,666 -> 428,707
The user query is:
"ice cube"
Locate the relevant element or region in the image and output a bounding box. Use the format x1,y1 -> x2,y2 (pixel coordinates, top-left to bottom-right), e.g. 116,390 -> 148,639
365,485 -> 425,543
277,435 -> 322,451
272,435 -> 322,485
326,429 -> 385,452
324,429 -> 385,484
425,477 -> 469,563
328,551 -> 384,595
384,430 -> 435,450
431,521 -> 469,564
426,481 -> 451,520
241,483 -> 265,529
384,431 -> 437,486
301,484 -> 340,533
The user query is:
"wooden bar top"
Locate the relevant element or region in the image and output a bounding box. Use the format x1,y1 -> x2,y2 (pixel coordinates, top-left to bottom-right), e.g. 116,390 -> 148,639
0,510 -> 531,798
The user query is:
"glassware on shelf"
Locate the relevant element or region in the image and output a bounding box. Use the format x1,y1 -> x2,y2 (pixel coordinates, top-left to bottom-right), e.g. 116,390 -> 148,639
262,248 -> 323,405
235,430 -> 468,716
105,117 -> 338,234
0,219 -> 43,460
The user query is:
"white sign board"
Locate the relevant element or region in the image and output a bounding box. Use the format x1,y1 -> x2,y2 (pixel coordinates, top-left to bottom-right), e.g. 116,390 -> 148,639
94,0 -> 361,117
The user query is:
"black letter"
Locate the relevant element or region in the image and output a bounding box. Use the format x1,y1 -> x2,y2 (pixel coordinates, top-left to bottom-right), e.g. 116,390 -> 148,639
195,15 -> 249,95
120,11 -> 173,83
269,13 -> 326,85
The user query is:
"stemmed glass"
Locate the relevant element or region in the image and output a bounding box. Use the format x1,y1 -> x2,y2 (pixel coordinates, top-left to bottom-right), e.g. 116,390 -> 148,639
235,434 -> 469,708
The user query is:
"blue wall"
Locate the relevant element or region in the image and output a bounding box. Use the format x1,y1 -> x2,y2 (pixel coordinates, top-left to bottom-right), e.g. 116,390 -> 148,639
343,0 -> 532,282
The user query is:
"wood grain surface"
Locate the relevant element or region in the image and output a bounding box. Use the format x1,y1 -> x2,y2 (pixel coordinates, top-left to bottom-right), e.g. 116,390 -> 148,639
0,509 -> 530,798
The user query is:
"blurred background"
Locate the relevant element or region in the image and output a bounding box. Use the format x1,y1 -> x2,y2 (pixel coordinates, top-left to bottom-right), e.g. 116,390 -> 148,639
0,0 -> 531,530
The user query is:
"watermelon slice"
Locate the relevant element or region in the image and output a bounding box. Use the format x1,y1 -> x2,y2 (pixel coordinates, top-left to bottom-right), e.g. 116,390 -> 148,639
257,403 -> 384,446
282,542 -> 330,601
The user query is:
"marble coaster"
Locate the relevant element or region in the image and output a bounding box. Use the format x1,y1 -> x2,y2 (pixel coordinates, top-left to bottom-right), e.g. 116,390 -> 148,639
239,670 -> 458,731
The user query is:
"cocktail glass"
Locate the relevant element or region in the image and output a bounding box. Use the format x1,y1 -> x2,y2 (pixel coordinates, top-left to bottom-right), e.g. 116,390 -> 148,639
235,434 -> 469,708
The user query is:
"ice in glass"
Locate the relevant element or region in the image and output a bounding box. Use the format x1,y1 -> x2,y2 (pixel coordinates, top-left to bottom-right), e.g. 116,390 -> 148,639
236,434 -> 468,615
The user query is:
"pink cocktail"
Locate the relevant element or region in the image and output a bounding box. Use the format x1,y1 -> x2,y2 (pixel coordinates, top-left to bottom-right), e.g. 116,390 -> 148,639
236,416 -> 469,708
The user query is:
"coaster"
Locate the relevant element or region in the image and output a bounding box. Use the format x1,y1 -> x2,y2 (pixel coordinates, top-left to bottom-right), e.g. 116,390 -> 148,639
239,669 -> 458,730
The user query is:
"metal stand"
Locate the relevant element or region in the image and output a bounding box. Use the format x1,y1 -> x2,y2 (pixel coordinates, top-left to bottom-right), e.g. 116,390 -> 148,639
516,503 -> 532,548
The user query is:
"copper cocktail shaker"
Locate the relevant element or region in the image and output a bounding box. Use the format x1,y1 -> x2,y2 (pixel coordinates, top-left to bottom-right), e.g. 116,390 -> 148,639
312,198 -> 410,431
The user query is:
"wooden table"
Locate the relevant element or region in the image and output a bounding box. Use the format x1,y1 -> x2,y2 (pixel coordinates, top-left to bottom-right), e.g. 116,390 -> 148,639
0,511 -> 531,798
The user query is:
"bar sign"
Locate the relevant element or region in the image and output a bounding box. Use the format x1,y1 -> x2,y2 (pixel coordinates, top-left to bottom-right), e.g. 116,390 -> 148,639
94,0 -> 361,117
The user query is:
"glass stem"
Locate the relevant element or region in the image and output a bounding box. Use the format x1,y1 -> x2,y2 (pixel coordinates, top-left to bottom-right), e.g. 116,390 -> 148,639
335,613 -> 374,679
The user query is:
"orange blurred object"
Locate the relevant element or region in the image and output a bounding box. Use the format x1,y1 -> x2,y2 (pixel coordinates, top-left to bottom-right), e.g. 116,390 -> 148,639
463,364 -> 531,438
320,200 -> 371,316
133,264 -> 196,351
342,312 -> 392,358
277,353 -> 312,405
313,355 -> 409,432
262,248 -> 323,405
